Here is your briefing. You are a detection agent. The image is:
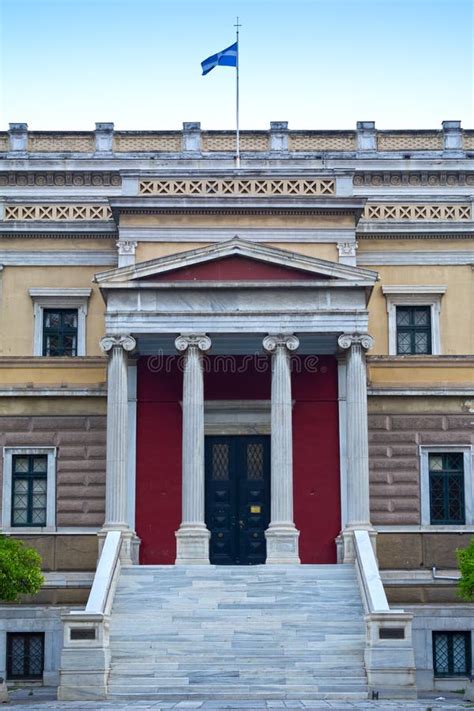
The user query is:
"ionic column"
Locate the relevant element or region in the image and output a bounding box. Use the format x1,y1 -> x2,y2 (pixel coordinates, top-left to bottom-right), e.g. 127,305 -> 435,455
337,333 -> 375,561
100,335 -> 139,563
263,334 -> 300,564
174,334 -> 211,564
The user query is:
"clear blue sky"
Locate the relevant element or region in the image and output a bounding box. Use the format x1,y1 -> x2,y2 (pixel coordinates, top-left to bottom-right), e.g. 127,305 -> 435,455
0,0 -> 473,131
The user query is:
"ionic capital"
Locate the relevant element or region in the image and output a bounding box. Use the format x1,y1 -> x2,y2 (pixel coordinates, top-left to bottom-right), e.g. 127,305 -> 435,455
116,240 -> 138,256
100,334 -> 136,353
175,334 -> 212,353
338,333 -> 374,351
263,334 -> 300,354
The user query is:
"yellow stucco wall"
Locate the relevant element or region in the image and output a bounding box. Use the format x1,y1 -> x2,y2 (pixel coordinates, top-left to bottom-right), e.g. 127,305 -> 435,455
135,241 -> 338,263
0,267 -> 105,356
120,213 -> 355,229
0,231 -> 471,360
368,265 -> 473,356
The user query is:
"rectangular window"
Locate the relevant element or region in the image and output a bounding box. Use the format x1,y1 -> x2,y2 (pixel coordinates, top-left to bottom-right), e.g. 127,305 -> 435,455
433,632 -> 471,677
42,308 -> 78,356
12,454 -> 48,527
429,452 -> 465,524
396,305 -> 432,355
7,633 -> 44,680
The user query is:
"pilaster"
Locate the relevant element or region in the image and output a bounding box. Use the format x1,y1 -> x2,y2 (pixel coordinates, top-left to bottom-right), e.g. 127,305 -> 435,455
175,334 -> 211,564
442,120 -> 463,157
95,123 -> 114,153
117,240 -> 137,268
8,123 -> 28,154
269,121 -> 289,153
263,334 -> 300,564
356,121 -> 376,153
182,122 -> 202,153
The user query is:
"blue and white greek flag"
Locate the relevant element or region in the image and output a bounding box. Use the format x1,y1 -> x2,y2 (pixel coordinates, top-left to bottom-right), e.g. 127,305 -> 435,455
201,42 -> 238,75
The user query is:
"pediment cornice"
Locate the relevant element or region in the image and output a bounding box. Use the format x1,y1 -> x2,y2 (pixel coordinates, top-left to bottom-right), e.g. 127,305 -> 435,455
95,237 -> 378,290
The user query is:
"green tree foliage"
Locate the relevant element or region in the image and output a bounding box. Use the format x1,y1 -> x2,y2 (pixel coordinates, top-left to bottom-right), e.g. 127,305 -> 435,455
0,536 -> 43,602
457,537 -> 474,602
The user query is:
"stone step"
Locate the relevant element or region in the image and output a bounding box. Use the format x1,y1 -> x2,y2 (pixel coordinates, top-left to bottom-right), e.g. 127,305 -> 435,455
107,563 -> 367,701
107,690 -> 368,701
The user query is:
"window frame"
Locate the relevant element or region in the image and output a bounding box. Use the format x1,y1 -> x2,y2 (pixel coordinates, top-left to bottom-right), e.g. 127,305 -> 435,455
2,447 -> 56,532
395,304 -> 432,355
7,632 -> 45,681
382,285 -> 447,356
42,307 -> 79,357
11,452 -> 48,528
433,631 -> 472,678
29,288 -> 91,357
420,445 -> 473,526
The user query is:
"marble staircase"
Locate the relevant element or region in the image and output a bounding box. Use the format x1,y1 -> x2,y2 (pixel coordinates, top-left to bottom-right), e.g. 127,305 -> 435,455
106,564 -> 368,701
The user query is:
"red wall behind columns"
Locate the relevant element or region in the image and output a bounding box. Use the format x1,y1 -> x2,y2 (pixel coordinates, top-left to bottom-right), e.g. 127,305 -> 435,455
136,354 -> 340,564
136,357 -> 182,564
292,356 -> 341,563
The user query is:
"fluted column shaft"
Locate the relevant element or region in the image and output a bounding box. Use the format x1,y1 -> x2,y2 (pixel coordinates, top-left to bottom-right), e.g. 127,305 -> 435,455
263,334 -> 300,564
338,332 -> 374,561
175,334 -> 211,564
100,335 -> 136,529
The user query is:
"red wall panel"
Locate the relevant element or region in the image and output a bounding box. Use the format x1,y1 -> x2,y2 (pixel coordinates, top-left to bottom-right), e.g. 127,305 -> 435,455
136,354 -> 340,564
146,255 -> 325,282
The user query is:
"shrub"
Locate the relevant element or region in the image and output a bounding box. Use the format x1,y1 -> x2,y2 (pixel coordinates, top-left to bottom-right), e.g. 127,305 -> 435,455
0,536 -> 43,602
457,537 -> 474,602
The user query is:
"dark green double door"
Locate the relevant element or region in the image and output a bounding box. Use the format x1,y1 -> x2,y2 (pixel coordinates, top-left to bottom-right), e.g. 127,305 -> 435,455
205,436 -> 270,565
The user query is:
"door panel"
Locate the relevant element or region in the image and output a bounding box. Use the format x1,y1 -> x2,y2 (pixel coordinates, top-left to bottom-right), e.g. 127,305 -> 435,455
206,435 -> 270,565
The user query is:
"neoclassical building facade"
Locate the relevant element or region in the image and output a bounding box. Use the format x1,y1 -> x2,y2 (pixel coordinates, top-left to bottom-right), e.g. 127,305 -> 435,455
0,120 -> 472,698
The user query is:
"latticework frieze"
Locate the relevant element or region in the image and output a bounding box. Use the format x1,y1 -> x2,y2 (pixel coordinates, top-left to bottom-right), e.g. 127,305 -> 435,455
354,172 -> 474,187
201,134 -> 237,151
139,177 -> 335,197
0,172 -> 121,187
4,204 -> 113,221
113,134 -> 182,152
463,132 -> 474,150
377,133 -> 443,151
0,134 -> 8,151
289,133 -> 356,151
364,203 -> 471,221
28,135 -> 95,152
201,134 -> 268,151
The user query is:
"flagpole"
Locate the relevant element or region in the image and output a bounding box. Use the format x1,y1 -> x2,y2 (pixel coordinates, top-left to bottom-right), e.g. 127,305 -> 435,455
235,17 -> 241,169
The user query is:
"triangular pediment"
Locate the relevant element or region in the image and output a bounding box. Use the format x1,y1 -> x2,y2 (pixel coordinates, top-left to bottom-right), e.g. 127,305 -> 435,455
95,237 -> 378,287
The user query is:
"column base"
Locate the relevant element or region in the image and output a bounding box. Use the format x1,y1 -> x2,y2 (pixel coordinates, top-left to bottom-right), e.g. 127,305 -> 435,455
175,524 -> 210,565
98,529 -> 141,565
340,526 -> 377,563
265,524 -> 300,564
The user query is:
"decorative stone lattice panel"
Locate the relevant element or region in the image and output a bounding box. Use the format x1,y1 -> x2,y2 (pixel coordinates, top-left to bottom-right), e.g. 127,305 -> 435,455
4,204 -> 113,220
0,134 -> 8,151
0,172 -> 121,187
201,134 -> 268,151
354,173 -> 474,187
463,132 -> 474,150
28,135 -> 95,152
201,134 -> 235,151
113,134 -> 182,152
364,204 -> 471,220
139,177 -> 336,196
289,133 -> 356,151
377,133 -> 443,151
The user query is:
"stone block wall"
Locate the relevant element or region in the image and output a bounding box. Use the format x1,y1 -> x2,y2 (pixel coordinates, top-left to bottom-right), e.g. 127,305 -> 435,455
368,412 -> 473,525
0,415 -> 106,527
